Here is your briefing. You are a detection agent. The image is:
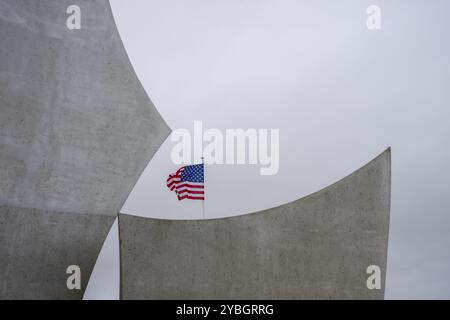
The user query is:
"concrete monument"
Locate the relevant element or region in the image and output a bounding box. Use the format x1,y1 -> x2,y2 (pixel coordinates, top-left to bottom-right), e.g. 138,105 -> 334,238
0,0 -> 170,299
119,149 -> 391,299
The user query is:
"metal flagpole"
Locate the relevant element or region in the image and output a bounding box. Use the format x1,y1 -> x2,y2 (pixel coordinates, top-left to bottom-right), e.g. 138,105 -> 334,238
201,156 -> 205,219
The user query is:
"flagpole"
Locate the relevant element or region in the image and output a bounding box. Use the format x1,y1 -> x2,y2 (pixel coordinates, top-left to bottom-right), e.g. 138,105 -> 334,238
201,156 -> 205,219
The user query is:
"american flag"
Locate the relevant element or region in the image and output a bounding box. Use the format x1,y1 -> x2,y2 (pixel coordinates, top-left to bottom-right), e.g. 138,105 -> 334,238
166,164 -> 204,201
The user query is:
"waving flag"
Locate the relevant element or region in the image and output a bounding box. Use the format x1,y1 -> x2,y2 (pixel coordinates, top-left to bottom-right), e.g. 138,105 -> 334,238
166,164 -> 204,201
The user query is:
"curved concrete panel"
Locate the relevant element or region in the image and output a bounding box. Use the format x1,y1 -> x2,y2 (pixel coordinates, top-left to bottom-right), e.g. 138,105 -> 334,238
119,149 -> 391,299
0,0 -> 170,299
0,206 -> 114,299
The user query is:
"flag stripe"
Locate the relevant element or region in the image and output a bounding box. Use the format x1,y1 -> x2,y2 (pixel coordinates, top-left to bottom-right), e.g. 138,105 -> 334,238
177,189 -> 204,195
178,194 -> 205,200
175,183 -> 204,189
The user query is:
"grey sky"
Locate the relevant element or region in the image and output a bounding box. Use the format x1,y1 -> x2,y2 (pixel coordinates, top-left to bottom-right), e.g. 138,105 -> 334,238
84,0 -> 450,299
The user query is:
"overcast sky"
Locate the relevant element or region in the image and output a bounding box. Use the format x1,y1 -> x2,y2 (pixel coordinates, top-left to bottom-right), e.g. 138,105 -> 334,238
84,0 -> 450,299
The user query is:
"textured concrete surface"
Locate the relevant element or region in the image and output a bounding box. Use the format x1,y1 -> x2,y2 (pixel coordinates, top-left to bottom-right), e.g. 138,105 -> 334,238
0,206 -> 115,299
0,0 -> 170,299
119,149 -> 391,299
0,0 -> 170,215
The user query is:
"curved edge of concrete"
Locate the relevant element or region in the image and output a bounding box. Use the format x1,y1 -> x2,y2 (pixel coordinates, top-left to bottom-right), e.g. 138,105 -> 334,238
122,147 -> 391,222
0,206 -> 116,299
119,148 -> 391,299
0,0 -> 170,299
0,0 -> 171,216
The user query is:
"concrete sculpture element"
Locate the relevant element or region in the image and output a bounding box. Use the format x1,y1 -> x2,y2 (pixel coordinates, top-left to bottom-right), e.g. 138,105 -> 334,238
0,207 -> 113,299
0,0 -> 170,299
119,149 -> 391,299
